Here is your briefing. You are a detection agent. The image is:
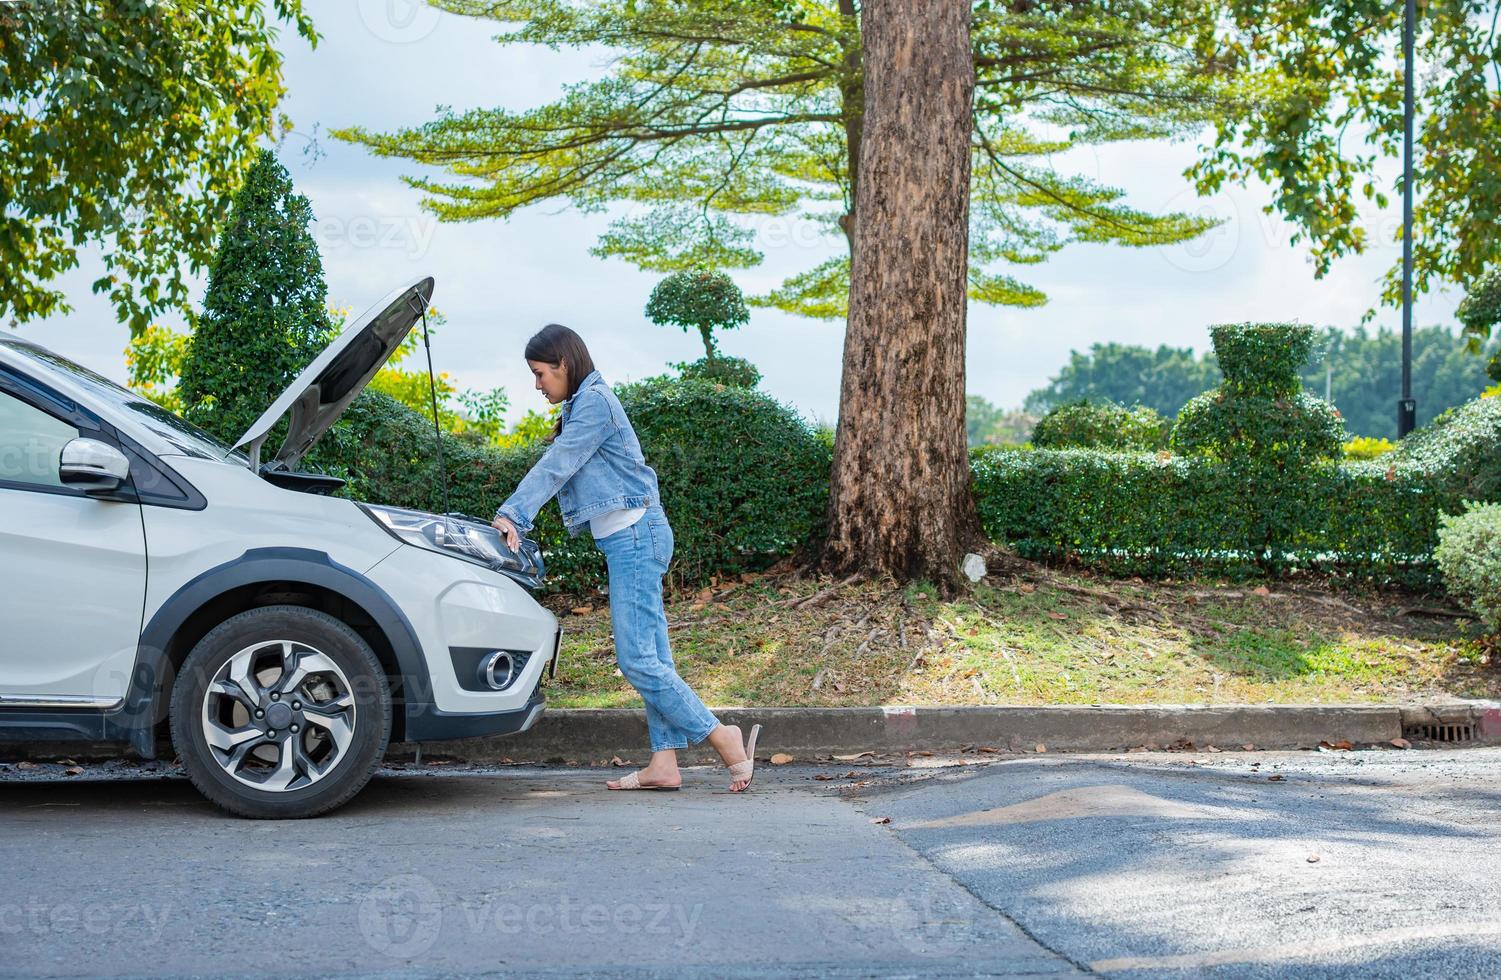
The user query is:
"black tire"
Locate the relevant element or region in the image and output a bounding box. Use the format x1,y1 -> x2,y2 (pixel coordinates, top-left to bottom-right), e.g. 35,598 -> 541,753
169,605 -> 391,819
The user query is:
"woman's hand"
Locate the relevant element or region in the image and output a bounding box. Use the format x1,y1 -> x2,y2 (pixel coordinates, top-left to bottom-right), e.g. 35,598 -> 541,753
491,514 -> 521,552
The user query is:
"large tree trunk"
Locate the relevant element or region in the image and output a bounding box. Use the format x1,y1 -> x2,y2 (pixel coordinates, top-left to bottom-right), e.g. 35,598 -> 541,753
821,0 -> 984,595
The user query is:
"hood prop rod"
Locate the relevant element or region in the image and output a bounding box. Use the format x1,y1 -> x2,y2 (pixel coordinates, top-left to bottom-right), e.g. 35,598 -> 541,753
412,296 -> 453,524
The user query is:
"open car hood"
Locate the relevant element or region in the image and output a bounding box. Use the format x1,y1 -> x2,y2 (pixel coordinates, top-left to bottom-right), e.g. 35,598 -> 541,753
232,275 -> 435,470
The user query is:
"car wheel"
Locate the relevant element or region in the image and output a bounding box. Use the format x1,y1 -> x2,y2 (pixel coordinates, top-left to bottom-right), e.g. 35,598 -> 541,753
169,605 -> 391,819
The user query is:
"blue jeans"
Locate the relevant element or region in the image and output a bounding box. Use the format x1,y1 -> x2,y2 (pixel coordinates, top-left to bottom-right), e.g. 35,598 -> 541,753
593,503 -> 720,752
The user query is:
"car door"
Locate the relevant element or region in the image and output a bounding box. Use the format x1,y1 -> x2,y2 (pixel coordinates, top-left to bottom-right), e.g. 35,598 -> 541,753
0,371 -> 146,705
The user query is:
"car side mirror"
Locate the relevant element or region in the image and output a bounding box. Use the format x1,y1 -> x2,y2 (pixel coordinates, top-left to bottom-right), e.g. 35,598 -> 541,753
59,438 -> 131,492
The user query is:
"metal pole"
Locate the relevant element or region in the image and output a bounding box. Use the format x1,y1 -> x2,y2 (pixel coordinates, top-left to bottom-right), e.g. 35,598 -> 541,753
1398,0 -> 1417,437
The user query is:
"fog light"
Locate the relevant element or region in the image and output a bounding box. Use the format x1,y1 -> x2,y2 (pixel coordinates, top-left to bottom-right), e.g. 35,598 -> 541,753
480,650 -> 517,691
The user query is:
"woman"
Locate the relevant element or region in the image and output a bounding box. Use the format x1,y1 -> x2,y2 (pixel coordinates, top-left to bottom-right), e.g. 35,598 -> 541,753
491,324 -> 762,792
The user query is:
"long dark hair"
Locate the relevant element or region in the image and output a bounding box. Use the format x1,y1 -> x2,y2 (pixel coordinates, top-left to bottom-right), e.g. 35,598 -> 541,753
525,323 -> 596,443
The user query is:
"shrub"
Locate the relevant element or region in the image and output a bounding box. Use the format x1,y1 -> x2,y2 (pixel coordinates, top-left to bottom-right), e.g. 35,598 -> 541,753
971,447 -> 1441,585
1171,323 -> 1344,465
1435,503 -> 1501,633
1172,389 -> 1345,464
673,355 -> 762,389
616,377 -> 831,585
1343,436 -> 1396,460
1457,267 -> 1501,381
972,323 -> 1444,584
312,379 -> 830,593
1031,401 -> 1168,450
1391,395 -> 1501,504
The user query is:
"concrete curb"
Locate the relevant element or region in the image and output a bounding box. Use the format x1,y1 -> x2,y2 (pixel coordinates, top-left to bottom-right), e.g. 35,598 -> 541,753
12,702 -> 1501,765
388,703 -> 1419,765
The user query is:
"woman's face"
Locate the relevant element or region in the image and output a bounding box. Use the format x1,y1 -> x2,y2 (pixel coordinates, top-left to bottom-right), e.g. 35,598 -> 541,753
528,358 -> 570,404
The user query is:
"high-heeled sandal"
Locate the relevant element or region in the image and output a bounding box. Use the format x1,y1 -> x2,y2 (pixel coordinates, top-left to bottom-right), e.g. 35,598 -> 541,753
726,723 -> 763,792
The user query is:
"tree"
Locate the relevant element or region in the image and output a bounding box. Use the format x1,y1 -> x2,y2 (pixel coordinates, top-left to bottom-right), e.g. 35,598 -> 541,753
176,150 -> 337,446
1022,328 -> 1497,438
334,0 -> 1228,322
644,269 -> 750,359
0,0 -> 316,333
1298,325 -> 1498,438
1457,268 -> 1501,381
1023,343 -> 1221,417
819,0 -> 982,591
1192,0 -> 1501,319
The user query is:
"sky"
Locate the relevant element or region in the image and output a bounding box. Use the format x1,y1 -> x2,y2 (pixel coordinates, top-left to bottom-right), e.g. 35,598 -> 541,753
10,0 -> 1465,430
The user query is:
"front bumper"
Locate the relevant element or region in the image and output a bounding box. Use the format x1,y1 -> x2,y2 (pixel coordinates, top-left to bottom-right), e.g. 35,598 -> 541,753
404,675 -> 547,742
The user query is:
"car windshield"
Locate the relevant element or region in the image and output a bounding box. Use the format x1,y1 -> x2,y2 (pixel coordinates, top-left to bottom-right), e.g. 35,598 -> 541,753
9,344 -> 248,463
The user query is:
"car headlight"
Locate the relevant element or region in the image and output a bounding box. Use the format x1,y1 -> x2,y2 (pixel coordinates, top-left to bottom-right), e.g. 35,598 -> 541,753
359,503 -> 546,589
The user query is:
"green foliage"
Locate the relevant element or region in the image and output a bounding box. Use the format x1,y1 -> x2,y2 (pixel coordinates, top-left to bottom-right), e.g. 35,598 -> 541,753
645,270 -> 750,360
1173,390 -> 1345,465
1457,267 -> 1501,381
971,448 -> 1442,585
1299,325 -> 1498,438
1191,0 -> 1501,322
1032,401 -> 1169,450
614,377 -> 831,587
1342,436 -> 1395,461
673,355 -> 762,389
1172,324 -> 1345,467
1025,326 -> 1497,440
1208,323 -> 1312,396
1391,395 -> 1501,505
316,380 -> 831,593
1436,503 -> 1501,634
1024,343 -> 1221,418
176,150 -> 336,446
125,324 -> 192,412
0,0 -> 316,332
335,0 -> 1228,321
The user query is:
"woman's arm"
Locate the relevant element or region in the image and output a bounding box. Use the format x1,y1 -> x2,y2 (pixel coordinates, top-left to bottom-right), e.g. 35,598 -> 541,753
493,387 -> 615,535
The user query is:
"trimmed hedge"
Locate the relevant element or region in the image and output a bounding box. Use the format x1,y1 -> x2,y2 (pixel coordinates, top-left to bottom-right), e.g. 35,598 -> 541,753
310,379 -> 830,593
971,447 -> 1442,585
673,355 -> 762,389
1031,401 -> 1169,450
1391,394 -> 1501,503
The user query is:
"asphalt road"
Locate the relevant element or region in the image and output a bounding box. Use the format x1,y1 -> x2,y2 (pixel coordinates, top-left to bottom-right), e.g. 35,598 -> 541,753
3,747 -> 1500,978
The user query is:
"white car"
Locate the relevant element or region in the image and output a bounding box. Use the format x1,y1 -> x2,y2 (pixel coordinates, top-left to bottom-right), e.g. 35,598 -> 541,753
0,276 -> 560,818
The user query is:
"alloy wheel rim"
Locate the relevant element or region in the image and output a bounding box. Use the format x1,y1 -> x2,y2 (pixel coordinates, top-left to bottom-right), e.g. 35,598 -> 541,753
200,640 -> 357,792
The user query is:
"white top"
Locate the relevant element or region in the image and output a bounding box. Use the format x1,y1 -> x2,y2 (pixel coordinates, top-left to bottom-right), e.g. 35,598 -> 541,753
589,505 -> 647,540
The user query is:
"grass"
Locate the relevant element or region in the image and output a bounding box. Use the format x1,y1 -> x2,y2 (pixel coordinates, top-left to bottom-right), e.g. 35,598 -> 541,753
537,549 -> 1497,708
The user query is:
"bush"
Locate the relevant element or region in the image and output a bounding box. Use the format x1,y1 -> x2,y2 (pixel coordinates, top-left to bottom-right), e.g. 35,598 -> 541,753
1031,401 -> 1168,450
645,269 -> 750,360
1391,395 -> 1501,504
616,377 -> 831,585
972,323 -> 1442,584
673,355 -> 762,389
1171,323 -> 1344,465
312,379 -> 830,593
971,447 -> 1441,585
1343,436 -> 1396,460
1435,504 -> 1501,633
1172,389 -> 1345,464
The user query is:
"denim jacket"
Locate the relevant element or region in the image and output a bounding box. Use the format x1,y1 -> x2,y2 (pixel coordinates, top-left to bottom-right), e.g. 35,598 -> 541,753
494,369 -> 661,539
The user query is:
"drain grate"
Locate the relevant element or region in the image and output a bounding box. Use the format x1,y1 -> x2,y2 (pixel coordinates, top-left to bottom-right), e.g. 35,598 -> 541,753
1402,722 -> 1475,743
